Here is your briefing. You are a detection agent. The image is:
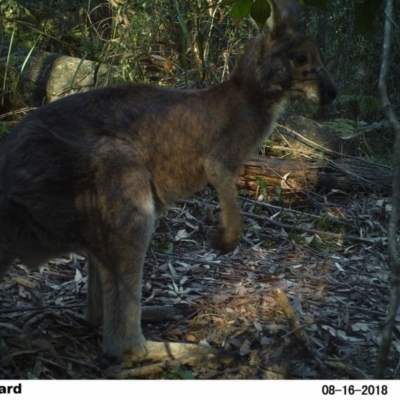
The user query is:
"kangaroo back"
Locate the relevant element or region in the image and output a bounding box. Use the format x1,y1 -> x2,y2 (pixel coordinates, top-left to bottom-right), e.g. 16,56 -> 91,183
0,0 -> 337,364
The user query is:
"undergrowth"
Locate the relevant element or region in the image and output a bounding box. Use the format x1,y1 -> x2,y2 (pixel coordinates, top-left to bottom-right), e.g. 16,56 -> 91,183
0,0 -> 396,163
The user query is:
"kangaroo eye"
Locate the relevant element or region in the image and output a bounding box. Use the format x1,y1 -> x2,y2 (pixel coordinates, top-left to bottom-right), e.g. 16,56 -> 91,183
292,53 -> 308,65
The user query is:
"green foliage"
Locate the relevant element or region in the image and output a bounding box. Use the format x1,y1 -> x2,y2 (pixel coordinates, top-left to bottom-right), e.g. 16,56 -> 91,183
326,117 -> 392,162
221,0 -> 237,5
220,0 -> 332,30
159,242 -> 174,255
335,95 -> 382,119
220,0 -> 381,38
250,0 -> 271,30
354,0 -> 382,40
326,118 -> 359,137
301,0 -> 328,10
230,0 -> 253,17
0,122 -> 10,140
167,368 -> 196,379
327,117 -> 386,139
1,27 -> 15,108
332,118 -> 387,138
255,176 -> 268,200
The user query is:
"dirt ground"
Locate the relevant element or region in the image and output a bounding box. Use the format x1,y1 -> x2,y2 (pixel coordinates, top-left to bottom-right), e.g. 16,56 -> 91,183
0,189 -> 399,379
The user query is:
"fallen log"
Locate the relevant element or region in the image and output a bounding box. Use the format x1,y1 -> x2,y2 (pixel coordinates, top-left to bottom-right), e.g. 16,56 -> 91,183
0,44 -> 115,112
238,114 -> 391,197
240,155 -> 392,197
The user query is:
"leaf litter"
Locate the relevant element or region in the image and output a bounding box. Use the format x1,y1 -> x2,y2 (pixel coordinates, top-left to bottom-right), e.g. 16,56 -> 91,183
0,189 -> 398,379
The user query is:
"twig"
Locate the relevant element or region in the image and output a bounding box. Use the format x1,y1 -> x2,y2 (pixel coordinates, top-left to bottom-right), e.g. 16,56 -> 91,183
274,289 -> 312,352
181,198 -> 383,245
324,360 -> 370,380
240,211 -> 384,245
0,304 -> 84,314
61,356 -> 101,372
0,107 -> 36,119
240,195 -> 326,218
153,251 -> 234,269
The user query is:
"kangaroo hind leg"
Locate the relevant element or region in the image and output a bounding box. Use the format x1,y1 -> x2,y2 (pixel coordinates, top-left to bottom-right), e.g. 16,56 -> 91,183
85,180 -> 155,361
84,172 -> 236,367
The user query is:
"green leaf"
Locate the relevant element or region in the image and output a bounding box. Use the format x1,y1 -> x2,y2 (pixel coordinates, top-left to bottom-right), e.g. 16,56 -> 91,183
159,242 -> 173,255
223,0 -> 330,21
167,368 -> 195,379
250,0 -> 271,30
303,0 -> 328,11
231,0 -> 254,18
354,0 -> 381,40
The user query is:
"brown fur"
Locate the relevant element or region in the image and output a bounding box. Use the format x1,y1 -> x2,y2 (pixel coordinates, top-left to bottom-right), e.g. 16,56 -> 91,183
0,0 -> 337,363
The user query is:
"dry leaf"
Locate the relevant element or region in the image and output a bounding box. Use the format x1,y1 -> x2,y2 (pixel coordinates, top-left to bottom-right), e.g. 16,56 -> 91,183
12,277 -> 37,288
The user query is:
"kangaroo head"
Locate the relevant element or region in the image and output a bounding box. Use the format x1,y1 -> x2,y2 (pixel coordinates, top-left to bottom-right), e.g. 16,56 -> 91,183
235,0 -> 338,106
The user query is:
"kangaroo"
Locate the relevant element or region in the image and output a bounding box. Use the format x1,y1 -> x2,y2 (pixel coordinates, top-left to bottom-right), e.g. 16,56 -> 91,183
0,0 -> 337,366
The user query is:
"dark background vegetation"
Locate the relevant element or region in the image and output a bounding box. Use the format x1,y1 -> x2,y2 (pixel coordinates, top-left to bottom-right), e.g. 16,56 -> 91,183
0,0 -> 399,163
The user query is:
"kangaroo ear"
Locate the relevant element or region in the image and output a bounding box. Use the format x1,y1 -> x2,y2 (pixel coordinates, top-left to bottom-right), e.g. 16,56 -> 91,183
263,0 -> 301,39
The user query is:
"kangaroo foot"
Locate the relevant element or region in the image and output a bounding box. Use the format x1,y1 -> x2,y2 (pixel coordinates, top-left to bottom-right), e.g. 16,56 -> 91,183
119,340 -> 238,370
211,227 -> 239,253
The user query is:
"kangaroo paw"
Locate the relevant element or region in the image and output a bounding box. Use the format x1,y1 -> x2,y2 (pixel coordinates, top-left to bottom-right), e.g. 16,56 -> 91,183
211,227 -> 239,253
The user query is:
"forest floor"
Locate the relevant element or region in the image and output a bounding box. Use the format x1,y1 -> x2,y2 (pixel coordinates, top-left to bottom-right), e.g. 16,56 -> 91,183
0,188 -> 398,380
